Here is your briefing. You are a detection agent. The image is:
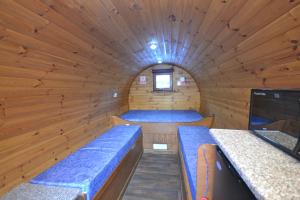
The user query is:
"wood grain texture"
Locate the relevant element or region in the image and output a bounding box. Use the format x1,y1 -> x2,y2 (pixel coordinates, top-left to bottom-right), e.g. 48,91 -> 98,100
112,116 -> 214,154
179,150 -> 192,200
192,1 -> 300,129
122,153 -> 183,200
179,143 -> 217,200
0,0 -> 136,195
196,144 -> 216,200
1,0 -> 300,195
129,64 -> 200,110
94,134 -> 143,200
200,88 -> 251,129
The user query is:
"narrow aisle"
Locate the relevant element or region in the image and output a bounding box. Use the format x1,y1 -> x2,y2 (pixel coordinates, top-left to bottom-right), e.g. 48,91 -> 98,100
122,153 -> 183,200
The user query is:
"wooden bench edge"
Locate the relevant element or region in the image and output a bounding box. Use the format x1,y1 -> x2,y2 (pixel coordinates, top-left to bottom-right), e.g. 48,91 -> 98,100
111,116 -> 134,126
111,115 -> 214,128
176,116 -> 214,128
196,144 -> 217,200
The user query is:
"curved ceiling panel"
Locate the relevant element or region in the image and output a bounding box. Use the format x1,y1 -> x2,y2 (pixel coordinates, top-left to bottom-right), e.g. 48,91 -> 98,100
12,0 -> 300,88
0,0 -> 300,194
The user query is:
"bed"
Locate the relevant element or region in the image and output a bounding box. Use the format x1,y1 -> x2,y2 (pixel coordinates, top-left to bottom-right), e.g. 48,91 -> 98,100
250,115 -> 272,126
120,110 -> 203,123
30,125 -> 143,200
112,110 -> 214,153
178,126 -> 216,200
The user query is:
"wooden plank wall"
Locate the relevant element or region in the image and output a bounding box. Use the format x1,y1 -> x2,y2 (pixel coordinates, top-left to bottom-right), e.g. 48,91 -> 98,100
190,1 -> 300,129
0,0 -> 139,195
1,0 -> 300,195
129,65 -> 200,110
199,88 -> 251,129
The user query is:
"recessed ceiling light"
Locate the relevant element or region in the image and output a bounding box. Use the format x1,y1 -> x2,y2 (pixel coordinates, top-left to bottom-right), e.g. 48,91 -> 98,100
150,43 -> 157,50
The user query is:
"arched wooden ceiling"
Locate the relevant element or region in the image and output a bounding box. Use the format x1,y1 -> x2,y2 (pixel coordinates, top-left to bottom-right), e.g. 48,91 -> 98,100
10,0 -> 300,88
0,0 -> 300,194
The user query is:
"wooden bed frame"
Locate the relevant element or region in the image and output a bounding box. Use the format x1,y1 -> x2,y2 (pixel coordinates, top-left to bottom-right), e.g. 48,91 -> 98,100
179,144 -> 216,200
111,114 -> 214,199
179,148 -> 192,200
112,116 -> 214,154
196,144 -> 216,200
92,134 -> 143,200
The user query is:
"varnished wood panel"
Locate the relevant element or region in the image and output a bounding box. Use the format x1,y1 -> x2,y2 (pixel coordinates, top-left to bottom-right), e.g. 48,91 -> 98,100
191,1 -> 300,129
196,144 -> 216,200
179,143 -> 217,200
112,116 -> 214,154
200,88 -> 251,129
179,150 -> 192,200
0,0 -> 136,196
1,0 -> 300,195
129,64 -> 200,110
94,134 -> 143,200
108,0 -> 299,129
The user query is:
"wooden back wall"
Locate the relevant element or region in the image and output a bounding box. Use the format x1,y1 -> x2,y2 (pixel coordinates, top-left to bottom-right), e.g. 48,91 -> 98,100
129,64 -> 200,110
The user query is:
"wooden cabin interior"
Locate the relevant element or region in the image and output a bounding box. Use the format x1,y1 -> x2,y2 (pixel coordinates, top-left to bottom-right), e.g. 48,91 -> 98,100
0,0 -> 299,200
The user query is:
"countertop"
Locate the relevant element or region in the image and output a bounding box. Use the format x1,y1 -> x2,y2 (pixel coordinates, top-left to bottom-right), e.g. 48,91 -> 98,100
0,183 -> 83,200
210,129 -> 300,200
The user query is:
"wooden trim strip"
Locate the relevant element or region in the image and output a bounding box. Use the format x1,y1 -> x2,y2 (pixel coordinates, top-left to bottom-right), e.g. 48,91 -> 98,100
93,134 -> 143,200
111,115 -> 214,128
196,144 -> 217,200
179,148 -> 193,200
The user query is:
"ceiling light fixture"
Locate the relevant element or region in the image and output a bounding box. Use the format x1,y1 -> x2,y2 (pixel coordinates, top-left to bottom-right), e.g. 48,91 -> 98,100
150,43 -> 157,50
157,59 -> 163,64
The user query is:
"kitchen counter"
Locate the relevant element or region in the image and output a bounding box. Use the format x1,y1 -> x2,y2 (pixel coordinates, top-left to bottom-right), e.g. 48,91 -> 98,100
210,129 -> 300,200
0,183 -> 83,200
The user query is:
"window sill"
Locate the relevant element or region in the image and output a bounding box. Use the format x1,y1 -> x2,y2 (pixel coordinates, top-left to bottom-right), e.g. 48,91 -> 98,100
152,90 -> 177,93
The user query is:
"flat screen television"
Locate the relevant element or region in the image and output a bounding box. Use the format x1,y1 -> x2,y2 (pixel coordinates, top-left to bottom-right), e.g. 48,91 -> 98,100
249,89 -> 300,160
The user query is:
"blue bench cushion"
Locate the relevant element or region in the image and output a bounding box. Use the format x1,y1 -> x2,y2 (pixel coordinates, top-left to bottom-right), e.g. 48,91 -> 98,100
30,125 -> 141,200
178,126 -> 216,200
121,110 -> 203,123
250,115 -> 272,126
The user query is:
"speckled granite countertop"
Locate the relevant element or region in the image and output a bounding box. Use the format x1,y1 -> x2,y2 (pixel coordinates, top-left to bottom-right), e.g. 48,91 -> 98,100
0,183 -> 84,200
210,129 -> 300,200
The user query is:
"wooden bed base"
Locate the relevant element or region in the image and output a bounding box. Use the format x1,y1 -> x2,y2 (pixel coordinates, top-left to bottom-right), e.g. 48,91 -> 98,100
179,149 -> 192,200
196,144 -> 216,200
112,116 -> 214,154
178,144 -> 217,200
92,134 -> 143,200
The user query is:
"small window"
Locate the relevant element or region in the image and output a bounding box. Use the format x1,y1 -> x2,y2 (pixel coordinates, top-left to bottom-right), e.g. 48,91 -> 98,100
152,68 -> 173,92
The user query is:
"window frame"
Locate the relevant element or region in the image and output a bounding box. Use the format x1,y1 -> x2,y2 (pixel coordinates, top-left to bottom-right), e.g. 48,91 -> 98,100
152,68 -> 174,92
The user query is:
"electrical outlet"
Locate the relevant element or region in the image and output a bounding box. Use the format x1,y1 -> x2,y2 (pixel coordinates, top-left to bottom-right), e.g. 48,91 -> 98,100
113,92 -> 118,98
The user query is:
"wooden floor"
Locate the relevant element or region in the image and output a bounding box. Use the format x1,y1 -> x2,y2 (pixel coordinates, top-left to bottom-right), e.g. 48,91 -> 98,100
122,153 -> 183,200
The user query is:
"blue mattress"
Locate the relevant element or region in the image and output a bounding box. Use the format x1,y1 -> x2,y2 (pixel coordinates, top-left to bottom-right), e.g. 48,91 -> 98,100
30,125 -> 141,200
178,126 -> 216,200
121,110 -> 203,123
250,116 -> 272,126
